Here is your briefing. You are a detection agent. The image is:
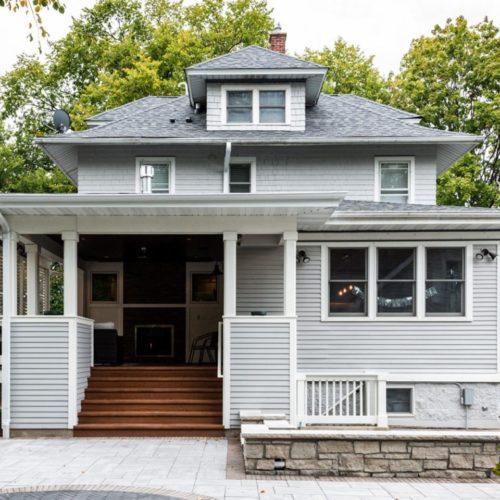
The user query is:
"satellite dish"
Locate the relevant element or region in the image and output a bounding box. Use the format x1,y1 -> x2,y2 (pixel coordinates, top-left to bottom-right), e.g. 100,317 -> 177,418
53,109 -> 71,133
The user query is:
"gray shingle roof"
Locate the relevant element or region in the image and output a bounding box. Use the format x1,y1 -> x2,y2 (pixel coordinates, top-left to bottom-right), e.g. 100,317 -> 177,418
337,200 -> 498,214
186,45 -> 325,70
337,95 -> 421,120
55,94 -> 479,142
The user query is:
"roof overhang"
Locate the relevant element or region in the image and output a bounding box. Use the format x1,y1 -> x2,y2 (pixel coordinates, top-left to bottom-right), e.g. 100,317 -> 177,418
185,68 -> 327,107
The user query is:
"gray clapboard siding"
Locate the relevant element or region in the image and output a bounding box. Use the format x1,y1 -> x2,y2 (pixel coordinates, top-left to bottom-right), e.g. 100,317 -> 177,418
237,246 -> 284,315
230,321 -> 290,427
10,321 -> 69,428
77,321 -> 92,412
296,245 -> 497,373
77,144 -> 436,205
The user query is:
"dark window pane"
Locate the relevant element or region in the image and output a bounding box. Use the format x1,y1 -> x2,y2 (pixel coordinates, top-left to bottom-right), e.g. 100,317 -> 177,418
330,248 -> 367,280
230,164 -> 251,183
378,248 -> 415,280
329,282 -> 366,315
426,248 -> 464,280
192,273 -> 217,302
227,108 -> 252,123
380,194 -> 408,203
377,282 -> 415,314
387,388 -> 412,413
260,90 -> 285,106
227,91 -> 252,106
229,183 -> 251,193
260,108 -> 285,123
92,273 -> 117,302
426,281 -> 464,314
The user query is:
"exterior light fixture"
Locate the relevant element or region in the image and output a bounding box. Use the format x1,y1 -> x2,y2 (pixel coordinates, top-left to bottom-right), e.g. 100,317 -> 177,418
211,262 -> 223,276
475,248 -> 498,261
296,250 -> 310,264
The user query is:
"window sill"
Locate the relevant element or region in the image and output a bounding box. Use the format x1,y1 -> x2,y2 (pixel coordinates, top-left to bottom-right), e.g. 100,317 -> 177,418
320,316 -> 473,323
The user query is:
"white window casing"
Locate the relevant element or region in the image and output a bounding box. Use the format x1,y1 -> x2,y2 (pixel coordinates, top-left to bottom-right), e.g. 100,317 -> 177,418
223,157 -> 256,194
135,157 -> 176,194
386,385 -> 415,416
374,156 -> 415,203
321,241 -> 473,322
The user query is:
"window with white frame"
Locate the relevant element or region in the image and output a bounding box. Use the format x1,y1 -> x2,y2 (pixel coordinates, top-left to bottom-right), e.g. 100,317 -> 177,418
425,248 -> 465,315
325,244 -> 468,320
229,163 -> 252,193
223,86 -> 290,125
386,387 -> 413,414
376,158 -> 413,203
137,158 -> 174,194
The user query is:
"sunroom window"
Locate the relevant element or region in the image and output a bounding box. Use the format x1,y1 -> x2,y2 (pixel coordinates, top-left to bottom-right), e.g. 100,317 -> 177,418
259,90 -> 286,123
379,161 -> 410,203
377,248 -> 416,316
329,248 -> 368,316
226,90 -> 253,123
426,248 -> 464,315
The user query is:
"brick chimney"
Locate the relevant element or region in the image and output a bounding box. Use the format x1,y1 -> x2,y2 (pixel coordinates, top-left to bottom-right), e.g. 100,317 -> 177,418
269,24 -> 287,54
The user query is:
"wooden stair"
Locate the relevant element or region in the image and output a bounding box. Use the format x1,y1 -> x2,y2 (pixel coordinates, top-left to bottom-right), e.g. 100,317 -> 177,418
74,366 -> 224,437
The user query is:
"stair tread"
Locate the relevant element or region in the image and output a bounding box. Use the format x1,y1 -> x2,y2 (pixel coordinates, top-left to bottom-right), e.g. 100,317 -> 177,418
86,387 -> 221,392
80,411 -> 222,417
89,377 -> 221,382
83,399 -> 222,404
75,423 -> 223,429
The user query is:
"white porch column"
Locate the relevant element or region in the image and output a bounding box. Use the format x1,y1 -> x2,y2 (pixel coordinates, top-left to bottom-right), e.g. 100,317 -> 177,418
2,230 -> 18,439
223,232 -> 238,316
25,243 -> 39,316
62,231 -> 79,317
283,231 -> 298,316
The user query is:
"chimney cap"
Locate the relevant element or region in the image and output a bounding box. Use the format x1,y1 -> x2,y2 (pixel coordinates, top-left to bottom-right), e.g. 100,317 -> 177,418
271,23 -> 284,34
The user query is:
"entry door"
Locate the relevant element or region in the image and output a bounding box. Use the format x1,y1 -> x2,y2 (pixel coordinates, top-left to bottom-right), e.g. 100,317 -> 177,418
185,262 -> 223,362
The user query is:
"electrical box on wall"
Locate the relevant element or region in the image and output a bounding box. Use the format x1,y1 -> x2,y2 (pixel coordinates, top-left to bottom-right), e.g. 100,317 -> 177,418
462,388 -> 474,406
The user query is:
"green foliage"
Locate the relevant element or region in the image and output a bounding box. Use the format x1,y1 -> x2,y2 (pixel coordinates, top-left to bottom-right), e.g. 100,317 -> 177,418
390,17 -> 500,207
301,39 -> 390,103
48,261 -> 64,315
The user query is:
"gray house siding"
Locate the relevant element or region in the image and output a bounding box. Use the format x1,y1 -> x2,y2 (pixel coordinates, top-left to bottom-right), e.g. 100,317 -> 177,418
77,145 -> 436,205
237,246 -> 284,315
77,321 -> 92,412
296,244 -> 497,373
10,321 -> 69,429
229,321 -> 290,427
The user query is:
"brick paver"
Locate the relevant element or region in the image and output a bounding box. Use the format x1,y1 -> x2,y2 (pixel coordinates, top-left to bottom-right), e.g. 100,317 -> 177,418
0,438 -> 498,500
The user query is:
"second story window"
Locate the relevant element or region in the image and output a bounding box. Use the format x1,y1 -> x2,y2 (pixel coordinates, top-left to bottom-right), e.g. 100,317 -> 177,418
137,157 -> 175,194
229,163 -> 252,193
227,91 -> 253,123
376,157 -> 414,204
259,90 -> 286,123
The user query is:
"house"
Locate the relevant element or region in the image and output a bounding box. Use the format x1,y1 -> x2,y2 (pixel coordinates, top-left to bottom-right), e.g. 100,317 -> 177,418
1,28 -> 499,451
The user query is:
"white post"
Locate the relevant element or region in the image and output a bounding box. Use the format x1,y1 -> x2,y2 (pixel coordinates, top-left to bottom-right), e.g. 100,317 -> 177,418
376,374 -> 388,428
62,231 -> 79,317
25,243 -> 39,316
222,231 -> 238,429
2,230 -> 18,438
283,231 -> 298,316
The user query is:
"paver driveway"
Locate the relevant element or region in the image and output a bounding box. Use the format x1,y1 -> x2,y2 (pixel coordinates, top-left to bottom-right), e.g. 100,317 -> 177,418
0,438 -> 498,500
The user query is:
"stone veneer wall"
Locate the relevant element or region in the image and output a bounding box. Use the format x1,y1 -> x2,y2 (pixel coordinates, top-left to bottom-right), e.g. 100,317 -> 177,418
243,438 -> 499,478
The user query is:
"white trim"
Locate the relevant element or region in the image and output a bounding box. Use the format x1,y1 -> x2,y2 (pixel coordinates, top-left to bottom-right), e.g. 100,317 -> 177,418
283,231 -> 298,317
224,157 -> 256,194
135,157 -> 176,194
289,318 -> 297,427
374,156 -> 415,203
25,243 -> 39,316
386,384 -> 415,417
67,317 -> 78,428
321,241 -> 473,322
220,84 -> 292,129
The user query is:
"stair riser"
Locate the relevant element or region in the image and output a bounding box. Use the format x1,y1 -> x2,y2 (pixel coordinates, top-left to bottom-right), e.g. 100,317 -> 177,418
74,429 -> 225,438
78,415 -> 222,425
85,391 -> 222,400
88,381 -> 222,389
82,403 -> 222,411
91,370 -> 218,378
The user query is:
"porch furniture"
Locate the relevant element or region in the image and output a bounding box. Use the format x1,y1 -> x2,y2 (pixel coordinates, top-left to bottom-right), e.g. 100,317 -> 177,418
188,331 -> 218,364
94,328 -> 118,365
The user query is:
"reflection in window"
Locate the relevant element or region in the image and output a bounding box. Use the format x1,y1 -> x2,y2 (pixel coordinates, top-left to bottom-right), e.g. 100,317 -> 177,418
192,273 -> 218,302
259,90 -> 286,123
377,248 -> 416,315
329,248 -> 368,316
380,162 -> 409,203
387,388 -> 413,414
92,273 -> 118,302
227,91 -> 253,123
426,248 -> 464,315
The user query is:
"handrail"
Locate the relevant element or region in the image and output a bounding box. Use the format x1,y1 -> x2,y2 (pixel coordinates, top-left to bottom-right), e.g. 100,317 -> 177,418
217,321 -> 223,378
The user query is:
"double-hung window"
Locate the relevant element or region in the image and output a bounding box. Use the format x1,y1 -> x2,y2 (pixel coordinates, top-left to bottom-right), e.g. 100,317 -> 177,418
137,157 -> 174,194
226,91 -> 253,123
376,158 -> 413,203
377,248 -> 416,316
259,90 -> 286,123
426,248 -> 465,315
329,248 -> 368,316
229,163 -> 252,193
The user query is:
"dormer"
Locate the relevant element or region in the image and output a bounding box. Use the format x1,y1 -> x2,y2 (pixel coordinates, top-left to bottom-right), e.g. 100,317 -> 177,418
185,31 -> 326,132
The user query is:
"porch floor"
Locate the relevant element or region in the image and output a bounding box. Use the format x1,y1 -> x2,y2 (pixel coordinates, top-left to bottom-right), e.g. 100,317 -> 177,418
74,365 -> 224,437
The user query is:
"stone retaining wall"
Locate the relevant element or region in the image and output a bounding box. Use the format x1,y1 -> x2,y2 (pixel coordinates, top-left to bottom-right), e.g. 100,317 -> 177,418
243,438 -> 500,478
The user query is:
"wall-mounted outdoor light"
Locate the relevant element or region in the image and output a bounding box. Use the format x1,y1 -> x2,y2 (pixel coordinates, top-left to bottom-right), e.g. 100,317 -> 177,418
475,248 -> 498,261
296,250 -> 310,264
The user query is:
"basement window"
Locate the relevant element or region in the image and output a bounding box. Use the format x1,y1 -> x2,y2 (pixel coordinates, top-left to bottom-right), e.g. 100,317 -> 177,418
387,387 -> 414,415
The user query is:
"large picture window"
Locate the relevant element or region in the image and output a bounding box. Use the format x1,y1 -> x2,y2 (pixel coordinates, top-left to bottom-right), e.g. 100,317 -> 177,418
329,248 -> 368,316
426,248 -> 465,315
377,248 -> 416,315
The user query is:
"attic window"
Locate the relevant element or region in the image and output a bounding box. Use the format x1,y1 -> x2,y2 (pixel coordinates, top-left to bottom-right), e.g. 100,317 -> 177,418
259,90 -> 285,123
375,157 -> 414,204
227,91 -> 253,123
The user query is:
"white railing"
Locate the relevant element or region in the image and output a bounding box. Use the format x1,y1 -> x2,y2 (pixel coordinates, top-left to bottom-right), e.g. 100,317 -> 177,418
297,373 -> 388,427
217,320 -> 223,378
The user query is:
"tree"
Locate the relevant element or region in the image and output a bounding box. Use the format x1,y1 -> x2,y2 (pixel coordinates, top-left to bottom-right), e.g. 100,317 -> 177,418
300,38 -> 389,103
390,17 -> 500,207
0,0 -> 65,41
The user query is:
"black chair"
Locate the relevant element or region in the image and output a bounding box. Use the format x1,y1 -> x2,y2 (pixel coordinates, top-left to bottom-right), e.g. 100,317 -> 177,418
188,331 -> 218,364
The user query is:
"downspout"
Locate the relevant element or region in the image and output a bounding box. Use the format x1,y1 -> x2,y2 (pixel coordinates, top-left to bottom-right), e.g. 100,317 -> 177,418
224,141 -> 232,193
0,212 -> 12,438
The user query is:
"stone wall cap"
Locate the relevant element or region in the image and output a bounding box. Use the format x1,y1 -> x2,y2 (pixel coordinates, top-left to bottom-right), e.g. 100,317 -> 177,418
240,411 -> 288,421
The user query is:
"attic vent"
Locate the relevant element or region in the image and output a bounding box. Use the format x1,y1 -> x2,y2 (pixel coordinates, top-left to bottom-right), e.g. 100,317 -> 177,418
139,164 -> 154,194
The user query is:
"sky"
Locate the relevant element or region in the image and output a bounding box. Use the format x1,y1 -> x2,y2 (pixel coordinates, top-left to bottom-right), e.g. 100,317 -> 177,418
0,0 -> 498,77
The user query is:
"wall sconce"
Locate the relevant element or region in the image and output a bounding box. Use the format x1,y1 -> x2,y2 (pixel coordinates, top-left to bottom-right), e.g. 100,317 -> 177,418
296,250 -> 310,264
475,248 -> 498,261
